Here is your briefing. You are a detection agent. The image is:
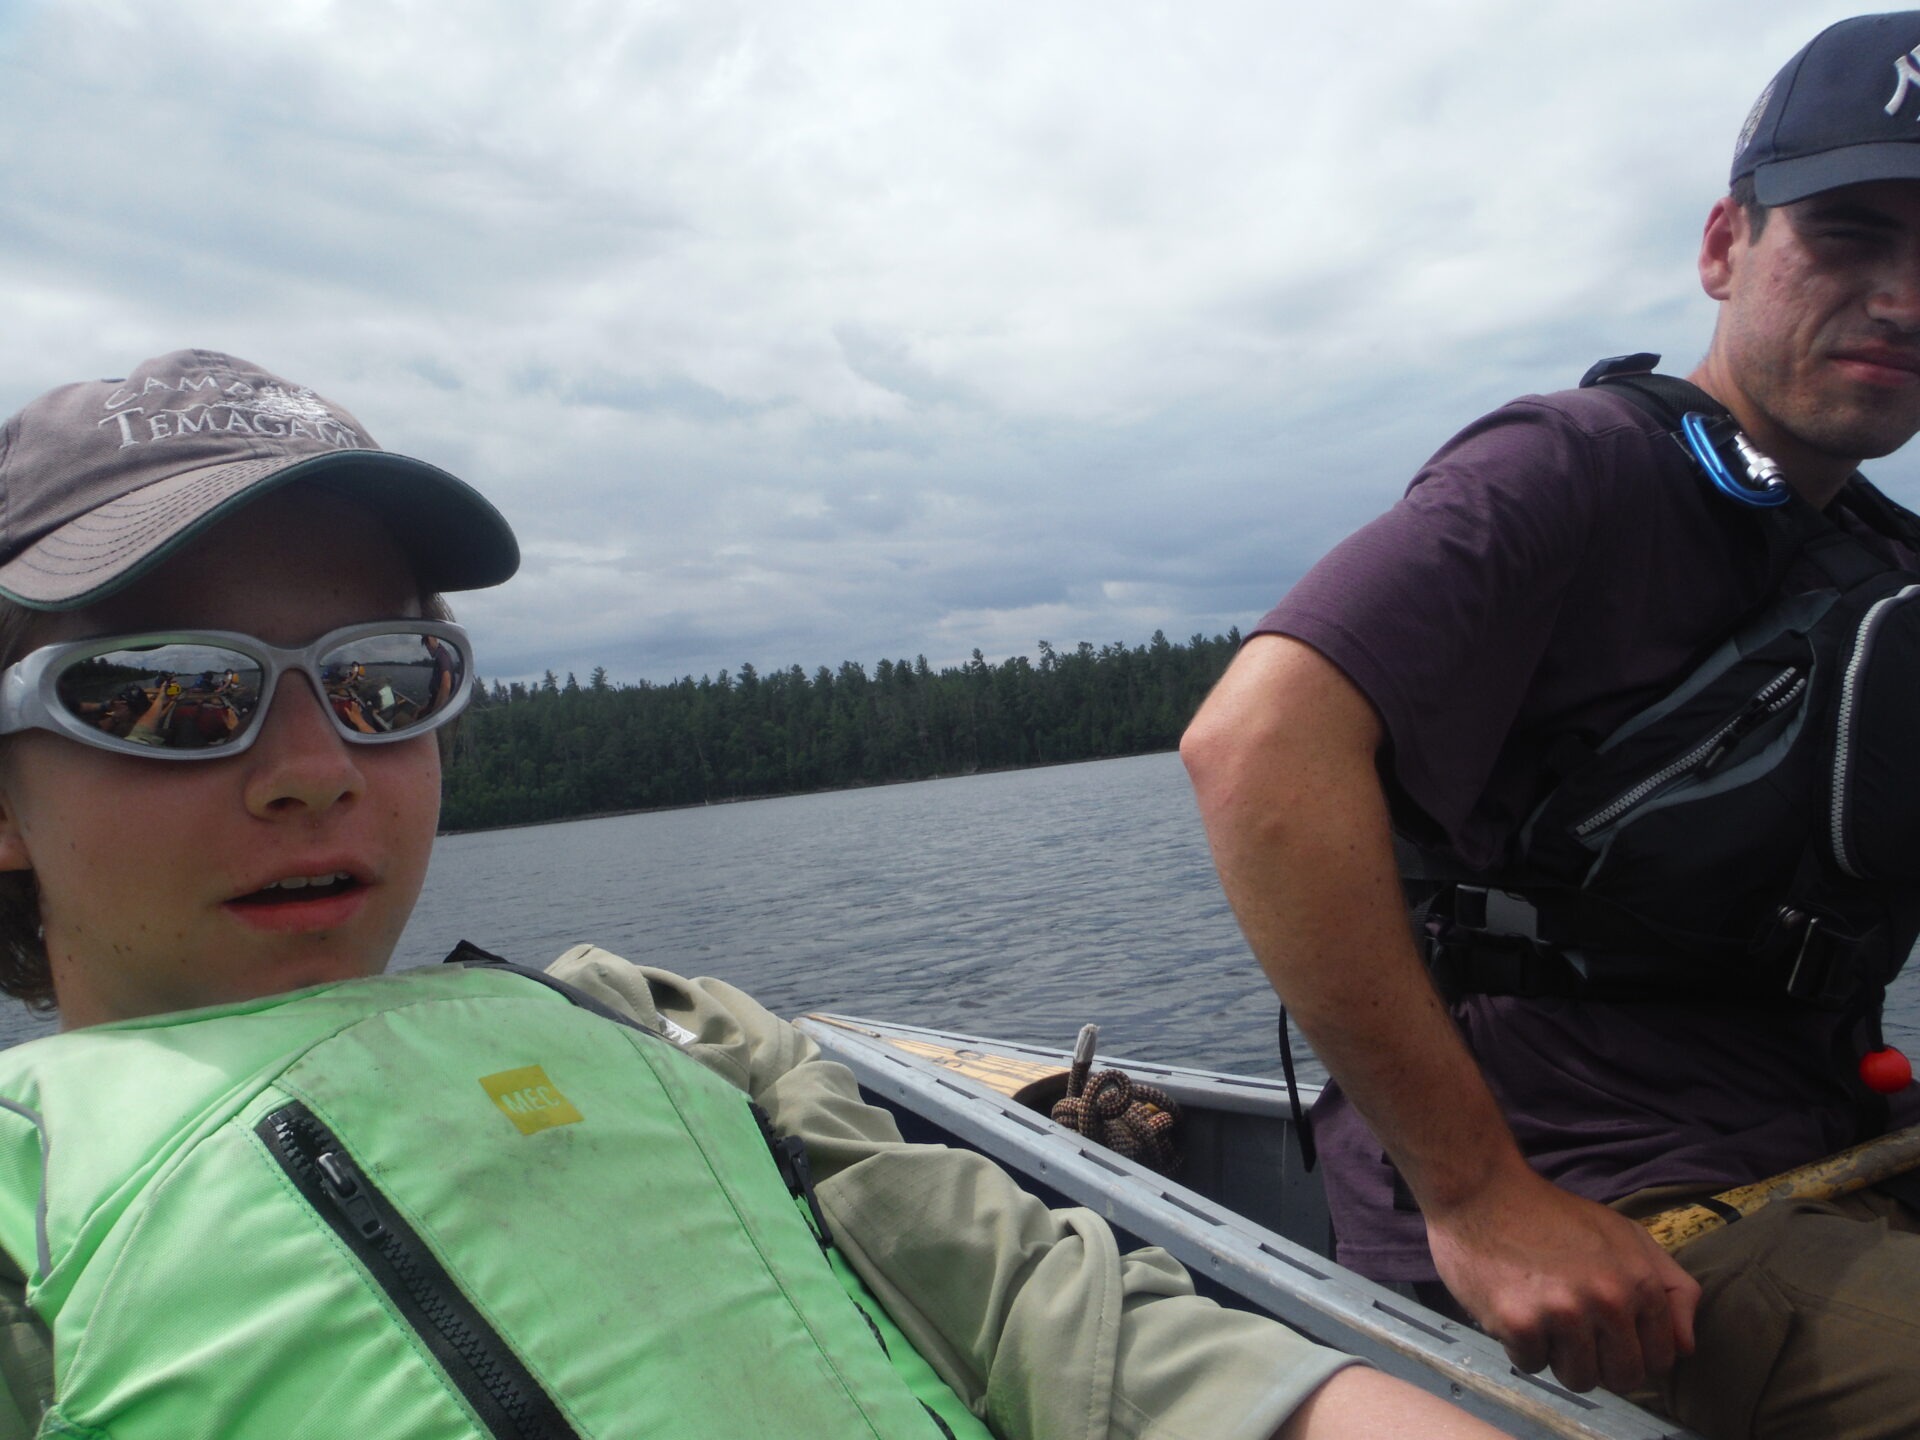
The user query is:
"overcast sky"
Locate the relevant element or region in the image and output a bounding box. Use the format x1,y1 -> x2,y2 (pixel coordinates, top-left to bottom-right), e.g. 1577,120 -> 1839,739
4,1 -> 1914,687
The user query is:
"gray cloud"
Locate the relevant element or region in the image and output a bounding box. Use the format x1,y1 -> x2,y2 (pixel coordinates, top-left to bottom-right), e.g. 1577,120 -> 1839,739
4,0 -> 1915,689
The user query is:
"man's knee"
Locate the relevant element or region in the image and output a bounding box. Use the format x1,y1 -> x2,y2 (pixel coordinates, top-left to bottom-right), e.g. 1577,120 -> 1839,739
1656,1196 -> 1920,1439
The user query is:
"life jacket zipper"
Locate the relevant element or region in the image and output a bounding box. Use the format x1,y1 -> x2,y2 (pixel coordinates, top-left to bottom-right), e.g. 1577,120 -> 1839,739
1829,583 -> 1920,877
257,1102 -> 581,1440
1574,667 -> 1805,838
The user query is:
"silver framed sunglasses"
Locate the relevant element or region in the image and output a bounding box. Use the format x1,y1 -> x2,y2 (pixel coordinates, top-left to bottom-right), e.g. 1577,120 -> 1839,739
0,621 -> 473,760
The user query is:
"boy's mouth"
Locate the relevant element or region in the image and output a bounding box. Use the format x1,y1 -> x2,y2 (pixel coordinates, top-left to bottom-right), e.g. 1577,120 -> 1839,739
229,872 -> 361,906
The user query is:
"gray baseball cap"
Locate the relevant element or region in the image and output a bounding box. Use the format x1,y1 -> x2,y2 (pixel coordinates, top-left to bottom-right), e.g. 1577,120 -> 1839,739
0,348 -> 520,609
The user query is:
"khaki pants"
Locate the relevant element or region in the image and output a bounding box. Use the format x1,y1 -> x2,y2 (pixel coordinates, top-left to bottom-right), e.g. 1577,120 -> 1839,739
1613,1186 -> 1920,1440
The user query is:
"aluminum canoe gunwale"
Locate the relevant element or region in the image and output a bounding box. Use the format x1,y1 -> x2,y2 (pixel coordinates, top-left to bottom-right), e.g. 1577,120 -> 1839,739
795,1013 -> 1697,1440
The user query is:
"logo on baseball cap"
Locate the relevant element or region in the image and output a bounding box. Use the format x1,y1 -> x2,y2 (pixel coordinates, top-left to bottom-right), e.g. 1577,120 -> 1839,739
0,349 -> 518,609
1733,11 -> 1920,205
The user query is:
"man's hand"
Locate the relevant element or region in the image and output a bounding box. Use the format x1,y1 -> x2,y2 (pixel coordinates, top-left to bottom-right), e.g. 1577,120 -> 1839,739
1425,1168 -> 1699,1394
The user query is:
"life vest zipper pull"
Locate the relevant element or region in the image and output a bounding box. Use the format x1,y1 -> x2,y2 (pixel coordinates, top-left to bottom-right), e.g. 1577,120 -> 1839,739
1697,737 -> 1736,776
317,1152 -> 389,1243
1699,669 -> 1805,776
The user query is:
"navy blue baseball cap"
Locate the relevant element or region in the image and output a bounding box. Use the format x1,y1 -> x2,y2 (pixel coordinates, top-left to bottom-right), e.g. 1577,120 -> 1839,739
1733,11 -> 1920,205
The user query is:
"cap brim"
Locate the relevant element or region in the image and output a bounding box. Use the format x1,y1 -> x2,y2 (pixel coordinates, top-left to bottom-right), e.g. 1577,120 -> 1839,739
0,450 -> 519,610
1753,142 -> 1920,205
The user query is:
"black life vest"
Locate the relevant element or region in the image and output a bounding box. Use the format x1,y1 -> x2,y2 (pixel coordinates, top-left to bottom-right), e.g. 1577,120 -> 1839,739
1412,356 -> 1920,1011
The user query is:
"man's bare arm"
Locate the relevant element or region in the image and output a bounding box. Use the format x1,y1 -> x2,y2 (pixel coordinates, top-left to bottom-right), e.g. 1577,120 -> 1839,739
1182,634 -> 1698,1394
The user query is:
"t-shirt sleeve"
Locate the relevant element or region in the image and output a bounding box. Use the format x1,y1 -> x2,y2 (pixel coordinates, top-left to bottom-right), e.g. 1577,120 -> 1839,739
1256,397 -> 1607,855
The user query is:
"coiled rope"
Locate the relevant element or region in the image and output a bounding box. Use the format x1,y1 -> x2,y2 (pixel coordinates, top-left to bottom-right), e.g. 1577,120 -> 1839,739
1048,1023 -> 1182,1175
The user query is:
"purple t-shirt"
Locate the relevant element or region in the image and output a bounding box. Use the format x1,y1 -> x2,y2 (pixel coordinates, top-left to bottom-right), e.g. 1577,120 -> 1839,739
1258,384 -> 1920,1281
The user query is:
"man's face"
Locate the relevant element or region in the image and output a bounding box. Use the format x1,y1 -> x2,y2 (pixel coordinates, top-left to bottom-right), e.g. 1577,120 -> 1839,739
0,489 -> 442,1028
1700,179 -> 1920,473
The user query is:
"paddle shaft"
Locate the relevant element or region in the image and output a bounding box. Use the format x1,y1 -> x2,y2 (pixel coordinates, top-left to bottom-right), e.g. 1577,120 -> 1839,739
1641,1120 -> 1920,1251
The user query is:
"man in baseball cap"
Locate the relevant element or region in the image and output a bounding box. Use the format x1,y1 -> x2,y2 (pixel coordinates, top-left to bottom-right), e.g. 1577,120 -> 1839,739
1185,13 -> 1920,1437
0,348 -> 518,609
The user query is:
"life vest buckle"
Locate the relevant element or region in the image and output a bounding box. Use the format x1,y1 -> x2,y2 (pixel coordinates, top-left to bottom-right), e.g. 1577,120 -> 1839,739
1448,885 -> 1546,940
1771,907 -> 1874,1007
1424,917 -> 1585,1000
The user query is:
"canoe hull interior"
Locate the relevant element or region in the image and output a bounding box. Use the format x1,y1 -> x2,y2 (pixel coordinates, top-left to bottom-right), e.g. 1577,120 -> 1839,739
795,1014 -> 1699,1440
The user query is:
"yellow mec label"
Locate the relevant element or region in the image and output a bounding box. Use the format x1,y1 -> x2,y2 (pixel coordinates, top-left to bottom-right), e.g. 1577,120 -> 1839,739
480,1065 -> 585,1135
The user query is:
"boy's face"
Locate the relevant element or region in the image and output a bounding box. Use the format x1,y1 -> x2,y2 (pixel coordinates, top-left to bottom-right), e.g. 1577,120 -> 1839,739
0,489 -> 442,1028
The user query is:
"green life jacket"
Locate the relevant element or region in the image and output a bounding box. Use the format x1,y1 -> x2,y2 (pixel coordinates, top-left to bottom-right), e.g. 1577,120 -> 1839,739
0,963 -> 992,1440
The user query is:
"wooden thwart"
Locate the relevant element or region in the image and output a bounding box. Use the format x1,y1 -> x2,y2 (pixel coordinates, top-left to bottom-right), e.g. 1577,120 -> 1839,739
802,1016 -> 1069,1104
1642,1121 -> 1920,1251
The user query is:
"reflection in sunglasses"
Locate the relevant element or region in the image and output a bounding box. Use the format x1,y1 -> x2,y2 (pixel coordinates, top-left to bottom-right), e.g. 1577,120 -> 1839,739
39,628 -> 467,755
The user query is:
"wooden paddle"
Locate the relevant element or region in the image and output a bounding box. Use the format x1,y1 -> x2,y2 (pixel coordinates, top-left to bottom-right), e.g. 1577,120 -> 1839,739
1641,1121 -> 1920,1251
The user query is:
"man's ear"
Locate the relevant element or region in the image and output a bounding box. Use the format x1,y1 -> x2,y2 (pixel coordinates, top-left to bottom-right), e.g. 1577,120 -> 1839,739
1699,196 -> 1744,301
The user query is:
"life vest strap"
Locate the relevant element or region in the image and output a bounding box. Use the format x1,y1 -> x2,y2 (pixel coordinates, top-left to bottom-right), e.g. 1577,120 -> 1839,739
1422,873 -> 1891,1009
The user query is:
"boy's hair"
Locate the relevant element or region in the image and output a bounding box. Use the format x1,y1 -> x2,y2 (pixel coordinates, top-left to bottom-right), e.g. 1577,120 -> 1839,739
0,588 -> 455,1011
0,601 -> 46,1008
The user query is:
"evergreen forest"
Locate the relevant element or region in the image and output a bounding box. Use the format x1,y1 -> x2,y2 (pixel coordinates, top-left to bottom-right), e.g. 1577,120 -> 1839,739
441,629 -> 1242,830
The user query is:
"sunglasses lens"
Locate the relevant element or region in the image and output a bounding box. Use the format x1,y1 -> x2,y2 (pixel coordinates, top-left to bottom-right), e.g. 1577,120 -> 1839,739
48,629 -> 466,753
316,631 -> 465,738
55,643 -> 263,751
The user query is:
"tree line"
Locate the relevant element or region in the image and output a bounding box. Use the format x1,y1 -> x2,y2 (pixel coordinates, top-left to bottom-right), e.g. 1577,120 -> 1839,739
440,629 -> 1242,831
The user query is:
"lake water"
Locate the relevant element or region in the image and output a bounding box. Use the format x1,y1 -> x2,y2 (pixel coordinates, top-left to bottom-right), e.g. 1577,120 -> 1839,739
6,750 -> 1919,1077
401,750 -> 1298,1077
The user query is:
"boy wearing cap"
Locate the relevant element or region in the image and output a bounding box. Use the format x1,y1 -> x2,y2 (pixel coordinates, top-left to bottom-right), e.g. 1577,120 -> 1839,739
0,351 -> 1501,1438
1186,13 -> 1920,1438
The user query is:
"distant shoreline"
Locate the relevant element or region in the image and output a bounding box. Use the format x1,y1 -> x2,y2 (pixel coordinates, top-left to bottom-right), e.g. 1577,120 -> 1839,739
436,748 -> 1176,838
440,628 -> 1237,833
